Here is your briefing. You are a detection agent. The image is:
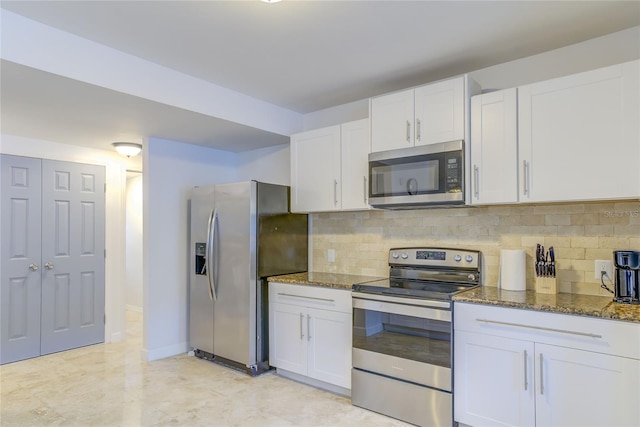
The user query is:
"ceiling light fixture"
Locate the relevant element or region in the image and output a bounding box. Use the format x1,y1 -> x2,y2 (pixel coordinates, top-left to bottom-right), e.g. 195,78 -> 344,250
261,0 -> 282,3
112,142 -> 142,157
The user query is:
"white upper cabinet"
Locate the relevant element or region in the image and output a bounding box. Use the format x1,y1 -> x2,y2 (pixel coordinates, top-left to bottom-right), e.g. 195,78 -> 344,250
518,60 -> 639,203
470,88 -> 519,204
414,76 -> 466,146
371,75 -> 475,153
291,125 -> 341,213
290,119 -> 371,213
341,119 -> 371,210
370,88 -> 415,152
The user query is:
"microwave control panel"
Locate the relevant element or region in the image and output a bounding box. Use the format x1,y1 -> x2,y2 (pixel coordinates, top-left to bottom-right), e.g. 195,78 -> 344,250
445,151 -> 462,193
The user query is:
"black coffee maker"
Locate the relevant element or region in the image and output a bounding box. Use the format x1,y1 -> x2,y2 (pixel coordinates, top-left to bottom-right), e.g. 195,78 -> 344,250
613,250 -> 640,304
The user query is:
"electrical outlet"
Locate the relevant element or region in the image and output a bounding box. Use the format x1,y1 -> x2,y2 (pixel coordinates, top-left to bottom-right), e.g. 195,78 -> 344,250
594,260 -> 613,280
327,249 -> 336,263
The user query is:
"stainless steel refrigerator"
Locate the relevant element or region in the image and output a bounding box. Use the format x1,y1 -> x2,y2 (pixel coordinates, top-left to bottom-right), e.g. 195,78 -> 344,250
189,181 -> 307,375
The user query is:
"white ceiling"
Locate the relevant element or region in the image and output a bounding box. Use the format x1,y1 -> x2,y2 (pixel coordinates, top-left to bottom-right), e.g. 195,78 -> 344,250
1,0 -> 639,153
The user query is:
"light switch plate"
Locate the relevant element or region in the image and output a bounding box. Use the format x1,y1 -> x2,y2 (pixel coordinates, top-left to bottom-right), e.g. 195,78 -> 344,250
327,249 -> 336,263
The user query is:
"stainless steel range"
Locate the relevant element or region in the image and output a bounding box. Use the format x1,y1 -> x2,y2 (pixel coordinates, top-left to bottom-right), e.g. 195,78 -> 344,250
351,247 -> 481,427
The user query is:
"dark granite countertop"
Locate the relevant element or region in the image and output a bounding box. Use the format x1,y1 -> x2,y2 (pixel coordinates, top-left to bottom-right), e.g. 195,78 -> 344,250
267,272 -> 385,290
453,286 -> 640,323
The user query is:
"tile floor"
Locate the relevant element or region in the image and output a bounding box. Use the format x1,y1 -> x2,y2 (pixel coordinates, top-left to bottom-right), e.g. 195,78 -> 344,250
0,311 -> 409,426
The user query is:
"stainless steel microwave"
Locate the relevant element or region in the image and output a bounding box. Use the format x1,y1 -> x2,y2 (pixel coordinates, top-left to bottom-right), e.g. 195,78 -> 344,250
368,140 -> 465,209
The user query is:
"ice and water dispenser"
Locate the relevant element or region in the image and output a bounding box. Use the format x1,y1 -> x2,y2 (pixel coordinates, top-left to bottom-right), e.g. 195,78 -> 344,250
195,242 -> 207,275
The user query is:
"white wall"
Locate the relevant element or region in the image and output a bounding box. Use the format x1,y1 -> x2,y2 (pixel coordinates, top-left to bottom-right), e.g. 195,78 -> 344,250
302,26 -> 640,130
143,137 -> 238,361
0,134 -> 135,343
125,173 -> 143,312
1,10 -> 303,136
237,143 -> 291,186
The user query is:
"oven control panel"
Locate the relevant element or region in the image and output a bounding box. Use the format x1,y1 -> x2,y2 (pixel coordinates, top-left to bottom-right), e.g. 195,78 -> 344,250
389,247 -> 480,269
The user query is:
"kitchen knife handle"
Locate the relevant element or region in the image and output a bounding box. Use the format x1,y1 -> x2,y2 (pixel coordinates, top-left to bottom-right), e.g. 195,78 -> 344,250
473,164 -> 480,199
539,353 -> 544,395
523,160 -> 530,196
299,313 -> 304,340
523,350 -> 528,391
406,120 -> 411,143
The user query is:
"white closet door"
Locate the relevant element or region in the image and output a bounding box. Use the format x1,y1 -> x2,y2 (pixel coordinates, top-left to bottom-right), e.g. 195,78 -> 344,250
40,160 -> 106,355
1,155 -> 43,364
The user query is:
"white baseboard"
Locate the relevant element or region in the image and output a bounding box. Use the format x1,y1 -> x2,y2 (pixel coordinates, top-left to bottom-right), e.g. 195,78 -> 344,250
143,341 -> 189,362
275,368 -> 350,397
110,331 -> 124,343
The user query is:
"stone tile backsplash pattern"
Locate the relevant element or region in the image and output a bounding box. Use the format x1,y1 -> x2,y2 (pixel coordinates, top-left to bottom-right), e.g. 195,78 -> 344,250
311,201 -> 640,296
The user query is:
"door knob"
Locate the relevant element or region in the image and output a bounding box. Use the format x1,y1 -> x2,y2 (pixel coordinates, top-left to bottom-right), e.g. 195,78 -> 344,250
45,262 -> 54,270
29,263 -> 39,271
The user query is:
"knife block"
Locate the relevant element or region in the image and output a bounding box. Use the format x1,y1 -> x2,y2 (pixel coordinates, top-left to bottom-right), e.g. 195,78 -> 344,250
535,276 -> 557,294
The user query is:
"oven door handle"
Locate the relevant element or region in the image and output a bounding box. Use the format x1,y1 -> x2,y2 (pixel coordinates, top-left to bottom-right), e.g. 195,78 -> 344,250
352,293 -> 451,322
352,292 -> 450,309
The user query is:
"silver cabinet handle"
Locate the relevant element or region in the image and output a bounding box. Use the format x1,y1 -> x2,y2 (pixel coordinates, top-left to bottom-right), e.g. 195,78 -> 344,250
416,118 -> 421,142
363,176 -> 368,204
473,165 -> 480,199
539,353 -> 544,395
523,350 -> 528,391
475,318 -> 602,338
299,313 -> 304,340
45,262 -> 54,270
29,263 -> 39,271
523,160 -> 530,196
277,292 -> 335,303
406,120 -> 411,143
307,314 -> 311,342
333,179 -> 338,206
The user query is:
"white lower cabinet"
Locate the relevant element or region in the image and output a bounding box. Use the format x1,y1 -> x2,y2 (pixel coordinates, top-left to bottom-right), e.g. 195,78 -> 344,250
454,302 -> 640,427
269,282 -> 352,390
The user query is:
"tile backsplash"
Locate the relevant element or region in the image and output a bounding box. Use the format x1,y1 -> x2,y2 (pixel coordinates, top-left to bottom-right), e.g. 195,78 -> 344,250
311,201 -> 640,296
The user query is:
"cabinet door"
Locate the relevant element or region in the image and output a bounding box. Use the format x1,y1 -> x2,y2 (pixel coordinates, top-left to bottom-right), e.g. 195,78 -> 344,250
454,330 -> 535,427
370,88 -> 415,153
518,60 -> 639,202
470,88 -> 519,204
290,125 -> 341,212
415,76 -> 465,146
535,344 -> 640,427
341,119 -> 371,210
306,308 -> 352,389
269,302 -> 307,375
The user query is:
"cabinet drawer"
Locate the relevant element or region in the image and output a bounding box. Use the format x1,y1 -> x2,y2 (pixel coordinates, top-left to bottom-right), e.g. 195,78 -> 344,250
454,302 -> 640,360
269,282 -> 351,313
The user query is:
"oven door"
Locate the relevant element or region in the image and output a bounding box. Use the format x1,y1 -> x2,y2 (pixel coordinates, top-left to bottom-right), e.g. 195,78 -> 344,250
351,293 -> 452,391
368,140 -> 464,208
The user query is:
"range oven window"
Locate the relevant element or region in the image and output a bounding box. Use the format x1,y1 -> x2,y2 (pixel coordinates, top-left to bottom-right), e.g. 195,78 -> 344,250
353,306 -> 451,367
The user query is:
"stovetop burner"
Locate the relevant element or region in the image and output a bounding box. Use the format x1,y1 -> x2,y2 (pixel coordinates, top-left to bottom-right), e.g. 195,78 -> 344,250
352,278 -> 478,301
353,247 -> 482,301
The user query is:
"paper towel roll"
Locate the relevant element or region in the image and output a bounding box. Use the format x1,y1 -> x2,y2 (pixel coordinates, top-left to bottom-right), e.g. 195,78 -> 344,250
499,249 -> 526,291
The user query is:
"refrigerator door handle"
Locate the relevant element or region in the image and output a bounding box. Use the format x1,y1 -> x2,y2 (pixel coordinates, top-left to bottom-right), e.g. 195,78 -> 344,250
206,208 -> 218,301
